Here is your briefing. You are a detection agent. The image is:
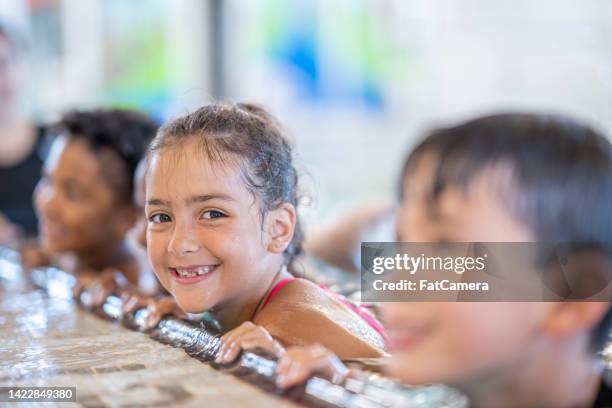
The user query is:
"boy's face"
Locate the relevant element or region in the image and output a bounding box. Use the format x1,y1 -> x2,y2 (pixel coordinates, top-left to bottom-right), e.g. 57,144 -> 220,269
145,139 -> 279,314
383,156 -> 553,386
34,136 -> 130,256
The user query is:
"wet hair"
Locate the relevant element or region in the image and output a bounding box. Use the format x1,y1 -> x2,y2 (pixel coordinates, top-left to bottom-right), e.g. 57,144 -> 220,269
149,102 -> 303,269
57,109 -> 159,205
400,112 -> 612,352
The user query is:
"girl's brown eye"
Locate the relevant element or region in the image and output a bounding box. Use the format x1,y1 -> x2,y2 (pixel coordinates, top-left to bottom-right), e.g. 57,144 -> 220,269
150,213 -> 171,224
202,210 -> 225,220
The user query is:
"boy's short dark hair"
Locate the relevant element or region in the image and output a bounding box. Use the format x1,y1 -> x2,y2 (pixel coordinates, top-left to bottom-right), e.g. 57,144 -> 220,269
401,112 -> 612,352
57,109 -> 158,205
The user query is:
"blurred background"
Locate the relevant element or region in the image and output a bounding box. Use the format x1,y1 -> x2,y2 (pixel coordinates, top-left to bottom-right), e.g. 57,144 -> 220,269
3,0 -> 612,226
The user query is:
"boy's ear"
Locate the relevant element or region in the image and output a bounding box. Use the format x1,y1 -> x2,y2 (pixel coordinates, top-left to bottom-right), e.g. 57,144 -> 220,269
265,203 -> 296,254
542,302 -> 610,338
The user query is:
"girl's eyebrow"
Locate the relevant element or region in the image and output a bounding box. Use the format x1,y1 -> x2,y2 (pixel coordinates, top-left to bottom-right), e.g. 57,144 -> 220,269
146,198 -> 169,206
146,194 -> 235,207
186,194 -> 235,205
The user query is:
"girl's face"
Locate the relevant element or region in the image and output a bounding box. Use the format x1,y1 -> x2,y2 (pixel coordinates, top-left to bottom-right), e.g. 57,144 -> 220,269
382,157 -> 552,386
34,136 -> 130,256
145,139 -> 281,314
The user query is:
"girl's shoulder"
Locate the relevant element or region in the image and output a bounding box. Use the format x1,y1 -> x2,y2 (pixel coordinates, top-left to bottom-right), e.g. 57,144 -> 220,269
254,278 -> 385,358
260,277 -> 346,314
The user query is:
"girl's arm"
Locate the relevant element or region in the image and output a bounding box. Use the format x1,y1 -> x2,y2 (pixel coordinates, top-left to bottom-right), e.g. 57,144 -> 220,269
257,278 -> 386,359
256,301 -> 385,359
215,280 -> 385,365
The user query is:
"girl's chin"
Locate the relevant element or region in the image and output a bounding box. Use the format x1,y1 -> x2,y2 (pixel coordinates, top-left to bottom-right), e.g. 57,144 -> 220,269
174,298 -> 214,315
182,306 -> 209,314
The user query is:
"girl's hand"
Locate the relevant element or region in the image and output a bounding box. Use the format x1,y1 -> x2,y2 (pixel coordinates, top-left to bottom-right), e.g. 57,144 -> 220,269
80,268 -> 127,308
122,294 -> 186,331
215,321 -> 285,364
276,344 -> 350,388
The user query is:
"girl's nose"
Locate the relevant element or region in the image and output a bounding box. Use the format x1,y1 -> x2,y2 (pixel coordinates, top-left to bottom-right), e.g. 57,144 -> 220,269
168,223 -> 201,256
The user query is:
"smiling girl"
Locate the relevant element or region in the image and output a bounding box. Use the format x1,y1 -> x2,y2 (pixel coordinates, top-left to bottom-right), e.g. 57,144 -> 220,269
144,103 -> 386,361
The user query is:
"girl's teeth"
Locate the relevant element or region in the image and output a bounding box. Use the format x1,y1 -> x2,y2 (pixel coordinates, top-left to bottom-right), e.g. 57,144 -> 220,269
176,266 -> 215,278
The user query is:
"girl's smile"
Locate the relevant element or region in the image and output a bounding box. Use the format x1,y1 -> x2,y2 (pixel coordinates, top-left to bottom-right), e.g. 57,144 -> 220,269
168,264 -> 220,284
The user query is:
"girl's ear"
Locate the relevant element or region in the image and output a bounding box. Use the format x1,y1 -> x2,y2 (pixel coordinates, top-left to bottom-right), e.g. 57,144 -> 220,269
265,203 -> 296,254
542,302 -> 610,338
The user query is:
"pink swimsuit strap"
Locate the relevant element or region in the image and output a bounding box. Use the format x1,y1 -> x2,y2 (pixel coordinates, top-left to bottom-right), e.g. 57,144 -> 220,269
261,277 -> 295,310
261,277 -> 388,345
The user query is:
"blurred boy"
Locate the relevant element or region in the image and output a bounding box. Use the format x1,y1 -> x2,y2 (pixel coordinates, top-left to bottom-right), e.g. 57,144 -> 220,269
276,113 -> 612,408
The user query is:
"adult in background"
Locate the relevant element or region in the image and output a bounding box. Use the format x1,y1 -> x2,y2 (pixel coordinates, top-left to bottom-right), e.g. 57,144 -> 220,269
0,22 -> 46,245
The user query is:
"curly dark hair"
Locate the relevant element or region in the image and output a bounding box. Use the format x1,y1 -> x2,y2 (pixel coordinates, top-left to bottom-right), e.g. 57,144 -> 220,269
149,102 -> 303,270
58,109 -> 158,205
